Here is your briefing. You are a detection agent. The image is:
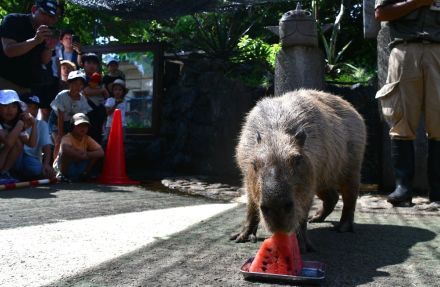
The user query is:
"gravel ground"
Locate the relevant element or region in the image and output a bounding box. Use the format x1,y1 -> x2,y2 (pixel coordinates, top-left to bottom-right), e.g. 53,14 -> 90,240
2,177 -> 439,287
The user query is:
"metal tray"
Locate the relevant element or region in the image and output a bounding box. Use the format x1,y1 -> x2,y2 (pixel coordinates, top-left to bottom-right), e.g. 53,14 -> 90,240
240,257 -> 326,285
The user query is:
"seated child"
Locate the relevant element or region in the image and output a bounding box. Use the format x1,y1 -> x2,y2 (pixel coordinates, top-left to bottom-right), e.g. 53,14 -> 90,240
0,90 -> 37,184
12,95 -> 56,180
49,70 -> 92,158
53,113 -> 104,182
103,79 -> 128,144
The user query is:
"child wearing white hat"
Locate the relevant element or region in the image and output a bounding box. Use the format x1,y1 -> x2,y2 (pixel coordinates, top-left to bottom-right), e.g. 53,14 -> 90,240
0,90 -> 37,184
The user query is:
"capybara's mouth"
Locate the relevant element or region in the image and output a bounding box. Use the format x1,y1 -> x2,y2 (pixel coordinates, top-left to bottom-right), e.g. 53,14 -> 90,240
263,216 -> 295,234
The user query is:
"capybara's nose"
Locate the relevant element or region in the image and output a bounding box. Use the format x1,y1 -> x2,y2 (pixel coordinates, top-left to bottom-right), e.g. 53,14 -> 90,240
260,199 -> 294,216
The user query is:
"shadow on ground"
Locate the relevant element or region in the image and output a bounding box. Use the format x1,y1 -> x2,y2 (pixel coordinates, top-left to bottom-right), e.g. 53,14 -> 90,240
305,223 -> 436,286
45,206 -> 437,287
0,182 -> 137,199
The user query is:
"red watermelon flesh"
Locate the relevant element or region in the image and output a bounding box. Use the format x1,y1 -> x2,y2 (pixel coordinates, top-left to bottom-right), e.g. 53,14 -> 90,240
249,233 -> 303,276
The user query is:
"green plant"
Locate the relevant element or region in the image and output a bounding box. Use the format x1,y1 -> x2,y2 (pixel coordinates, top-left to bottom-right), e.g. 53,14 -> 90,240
226,35 -> 280,87
325,63 -> 374,84
235,35 -> 281,68
190,10 -> 257,59
312,0 -> 353,77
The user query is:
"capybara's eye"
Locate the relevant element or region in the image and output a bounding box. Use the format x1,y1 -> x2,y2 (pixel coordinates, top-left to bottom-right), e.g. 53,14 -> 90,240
256,131 -> 262,144
288,154 -> 302,167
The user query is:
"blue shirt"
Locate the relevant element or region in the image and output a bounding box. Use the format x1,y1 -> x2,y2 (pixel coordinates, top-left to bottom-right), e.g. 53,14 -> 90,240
24,120 -> 53,160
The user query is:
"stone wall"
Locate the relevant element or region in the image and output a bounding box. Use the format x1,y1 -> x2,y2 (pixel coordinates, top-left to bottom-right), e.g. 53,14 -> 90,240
126,55 -> 266,177
125,55 -> 382,185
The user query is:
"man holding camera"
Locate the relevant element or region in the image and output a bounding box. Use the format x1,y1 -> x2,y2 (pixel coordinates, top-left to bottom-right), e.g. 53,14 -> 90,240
0,0 -> 63,96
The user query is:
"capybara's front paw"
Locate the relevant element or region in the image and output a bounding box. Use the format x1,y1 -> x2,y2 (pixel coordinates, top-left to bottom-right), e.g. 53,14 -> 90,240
230,231 -> 257,243
230,233 -> 257,243
308,212 -> 326,223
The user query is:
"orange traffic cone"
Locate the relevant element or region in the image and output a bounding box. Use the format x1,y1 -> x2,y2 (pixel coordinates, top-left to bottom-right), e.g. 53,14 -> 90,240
98,109 -> 139,185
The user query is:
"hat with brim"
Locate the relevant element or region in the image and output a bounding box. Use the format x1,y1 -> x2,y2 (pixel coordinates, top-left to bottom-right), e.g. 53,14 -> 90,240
35,0 -> 59,16
71,113 -> 90,126
60,60 -> 76,70
67,70 -> 86,83
106,57 -> 119,66
109,79 -> 128,93
22,94 -> 41,106
0,90 -> 27,111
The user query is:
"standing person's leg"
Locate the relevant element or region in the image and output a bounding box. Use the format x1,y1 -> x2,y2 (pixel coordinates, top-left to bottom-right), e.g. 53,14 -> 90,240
377,43 -> 424,205
424,44 -> 440,202
38,79 -> 59,122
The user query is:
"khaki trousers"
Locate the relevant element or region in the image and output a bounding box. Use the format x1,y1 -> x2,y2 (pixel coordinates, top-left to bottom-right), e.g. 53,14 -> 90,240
376,43 -> 440,140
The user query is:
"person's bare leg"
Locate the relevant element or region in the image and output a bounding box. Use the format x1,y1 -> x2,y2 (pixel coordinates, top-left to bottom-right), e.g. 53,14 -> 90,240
0,141 -> 23,172
0,146 -> 12,171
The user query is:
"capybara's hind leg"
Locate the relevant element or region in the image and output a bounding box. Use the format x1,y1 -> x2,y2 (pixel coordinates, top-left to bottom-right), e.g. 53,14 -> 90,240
309,189 -> 339,223
336,178 -> 359,232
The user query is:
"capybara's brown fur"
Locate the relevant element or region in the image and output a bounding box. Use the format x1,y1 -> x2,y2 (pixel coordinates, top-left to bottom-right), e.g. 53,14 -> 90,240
231,89 -> 366,250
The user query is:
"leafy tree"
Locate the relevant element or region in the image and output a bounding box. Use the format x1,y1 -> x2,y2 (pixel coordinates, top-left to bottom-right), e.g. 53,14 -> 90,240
1,0 -> 376,85
0,1 -> 152,44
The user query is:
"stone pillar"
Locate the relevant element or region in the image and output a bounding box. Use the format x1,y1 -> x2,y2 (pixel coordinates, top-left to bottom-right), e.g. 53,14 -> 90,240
363,0 -> 380,39
273,4 -> 324,96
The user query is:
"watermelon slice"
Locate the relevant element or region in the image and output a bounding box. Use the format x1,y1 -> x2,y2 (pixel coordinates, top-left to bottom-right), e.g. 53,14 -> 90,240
249,233 -> 303,276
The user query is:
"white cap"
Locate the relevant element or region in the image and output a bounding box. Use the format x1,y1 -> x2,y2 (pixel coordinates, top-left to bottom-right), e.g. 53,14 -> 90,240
106,57 -> 119,65
109,79 -> 128,93
67,70 -> 86,82
0,89 -> 27,110
71,113 -> 90,126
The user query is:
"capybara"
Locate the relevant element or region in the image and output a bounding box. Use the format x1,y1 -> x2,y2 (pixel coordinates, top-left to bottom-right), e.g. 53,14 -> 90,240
231,89 -> 366,251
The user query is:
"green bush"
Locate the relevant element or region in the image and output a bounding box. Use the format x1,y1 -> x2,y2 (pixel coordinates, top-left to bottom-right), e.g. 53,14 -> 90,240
226,35 -> 280,87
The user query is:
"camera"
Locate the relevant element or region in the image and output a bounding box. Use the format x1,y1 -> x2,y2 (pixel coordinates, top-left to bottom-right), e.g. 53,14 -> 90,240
47,27 -> 59,39
72,35 -> 80,43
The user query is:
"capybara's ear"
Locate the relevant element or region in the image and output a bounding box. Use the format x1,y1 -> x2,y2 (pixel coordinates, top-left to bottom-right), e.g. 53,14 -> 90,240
256,131 -> 262,144
294,130 -> 307,147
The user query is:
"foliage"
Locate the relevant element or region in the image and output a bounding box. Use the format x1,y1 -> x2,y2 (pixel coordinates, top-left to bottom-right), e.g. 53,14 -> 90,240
0,0 -> 152,45
144,6 -> 284,87
226,35 -> 280,87
0,0 -> 377,86
325,63 -> 375,84
145,7 -> 259,60
309,0 -> 375,83
235,35 -> 280,68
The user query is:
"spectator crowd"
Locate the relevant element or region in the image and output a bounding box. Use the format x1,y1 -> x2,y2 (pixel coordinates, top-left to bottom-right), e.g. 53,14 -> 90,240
0,0 -> 128,184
